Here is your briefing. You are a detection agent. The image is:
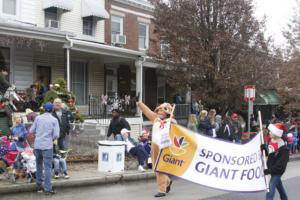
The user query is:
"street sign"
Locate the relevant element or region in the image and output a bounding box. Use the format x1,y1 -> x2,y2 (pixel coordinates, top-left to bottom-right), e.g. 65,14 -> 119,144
244,85 -> 256,102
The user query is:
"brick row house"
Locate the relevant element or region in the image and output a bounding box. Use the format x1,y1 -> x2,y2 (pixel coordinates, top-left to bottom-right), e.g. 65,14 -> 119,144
0,0 -> 171,135
104,0 -> 166,112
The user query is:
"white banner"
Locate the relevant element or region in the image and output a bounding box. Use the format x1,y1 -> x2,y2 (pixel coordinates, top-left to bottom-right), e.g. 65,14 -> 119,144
156,124 -> 267,192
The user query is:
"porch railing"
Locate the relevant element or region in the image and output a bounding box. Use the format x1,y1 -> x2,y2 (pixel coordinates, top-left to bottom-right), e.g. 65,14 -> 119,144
174,104 -> 191,119
88,94 -> 137,119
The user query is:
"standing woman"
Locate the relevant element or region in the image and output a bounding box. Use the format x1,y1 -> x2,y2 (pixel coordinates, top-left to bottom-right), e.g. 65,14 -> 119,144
137,101 -> 175,198
208,109 -> 217,137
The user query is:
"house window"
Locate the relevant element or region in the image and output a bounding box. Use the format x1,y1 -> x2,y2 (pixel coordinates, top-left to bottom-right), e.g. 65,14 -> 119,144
83,17 -> 94,36
138,23 -> 149,50
45,8 -> 59,28
0,47 -> 10,82
111,16 -> 123,35
2,0 -> 16,15
71,61 -> 87,105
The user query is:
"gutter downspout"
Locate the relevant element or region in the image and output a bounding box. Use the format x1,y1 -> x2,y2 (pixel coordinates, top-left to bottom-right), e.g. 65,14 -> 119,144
65,34 -> 73,92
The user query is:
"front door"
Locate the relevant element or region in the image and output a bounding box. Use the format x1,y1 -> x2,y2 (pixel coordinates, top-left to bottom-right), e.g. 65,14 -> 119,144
106,75 -> 118,97
36,66 -> 51,90
71,61 -> 87,105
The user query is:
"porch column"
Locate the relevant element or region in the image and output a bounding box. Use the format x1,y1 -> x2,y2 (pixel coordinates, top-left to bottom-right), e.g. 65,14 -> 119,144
135,60 -> 143,103
135,60 -> 143,131
64,35 -> 73,92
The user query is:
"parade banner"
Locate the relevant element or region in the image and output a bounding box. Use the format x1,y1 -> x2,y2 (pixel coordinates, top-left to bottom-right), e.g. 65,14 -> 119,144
155,124 -> 267,192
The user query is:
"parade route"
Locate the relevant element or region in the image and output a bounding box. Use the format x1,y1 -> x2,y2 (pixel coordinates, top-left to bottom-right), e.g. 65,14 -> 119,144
2,159 -> 300,200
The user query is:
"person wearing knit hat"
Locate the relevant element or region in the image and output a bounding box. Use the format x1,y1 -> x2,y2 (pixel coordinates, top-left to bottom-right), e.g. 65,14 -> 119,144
262,123 -> 289,200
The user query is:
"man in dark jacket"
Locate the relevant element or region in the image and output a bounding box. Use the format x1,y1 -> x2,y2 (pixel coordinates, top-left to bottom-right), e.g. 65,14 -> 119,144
262,123 -> 289,200
107,109 -> 130,141
52,98 -> 74,150
0,67 -> 10,95
217,116 -> 234,141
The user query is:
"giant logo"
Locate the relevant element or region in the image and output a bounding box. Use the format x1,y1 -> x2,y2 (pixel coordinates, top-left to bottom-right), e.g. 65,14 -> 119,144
169,135 -> 189,156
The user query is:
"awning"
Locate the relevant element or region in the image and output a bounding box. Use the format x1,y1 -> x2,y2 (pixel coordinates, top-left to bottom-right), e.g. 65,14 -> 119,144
81,0 -> 109,19
71,39 -> 144,60
0,20 -> 74,43
254,90 -> 280,106
43,0 -> 74,11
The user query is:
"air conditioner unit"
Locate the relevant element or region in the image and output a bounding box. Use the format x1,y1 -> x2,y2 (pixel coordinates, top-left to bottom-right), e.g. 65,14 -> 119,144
112,34 -> 126,45
46,20 -> 60,29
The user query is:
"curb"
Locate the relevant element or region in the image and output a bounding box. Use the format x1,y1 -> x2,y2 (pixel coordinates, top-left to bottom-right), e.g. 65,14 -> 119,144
1,155 -> 300,195
289,155 -> 300,162
0,171 -> 155,195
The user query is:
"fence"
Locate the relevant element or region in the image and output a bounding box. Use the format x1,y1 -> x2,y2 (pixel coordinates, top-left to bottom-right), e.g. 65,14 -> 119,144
88,94 -> 137,119
67,123 -> 105,161
174,104 -> 191,119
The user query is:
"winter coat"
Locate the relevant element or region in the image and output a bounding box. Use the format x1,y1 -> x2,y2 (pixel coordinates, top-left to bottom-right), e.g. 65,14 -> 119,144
218,121 -> 234,141
107,116 -> 131,138
52,109 -> 73,139
0,73 -> 10,94
266,145 -> 289,176
197,117 -> 213,136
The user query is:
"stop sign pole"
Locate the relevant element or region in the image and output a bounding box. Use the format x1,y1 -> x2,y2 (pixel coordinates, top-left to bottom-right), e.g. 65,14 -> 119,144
244,85 -> 256,133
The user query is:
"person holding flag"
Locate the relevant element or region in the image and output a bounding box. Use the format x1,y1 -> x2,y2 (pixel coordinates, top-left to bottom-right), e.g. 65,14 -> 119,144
262,123 -> 289,200
137,101 -> 176,198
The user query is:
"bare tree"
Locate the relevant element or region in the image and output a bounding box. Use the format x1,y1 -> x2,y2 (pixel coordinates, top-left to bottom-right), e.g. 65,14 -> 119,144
151,0 -> 276,113
277,0 -> 300,115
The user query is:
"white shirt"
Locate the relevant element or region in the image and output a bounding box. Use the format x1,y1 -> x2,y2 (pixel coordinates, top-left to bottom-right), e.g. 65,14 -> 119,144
125,139 -> 135,152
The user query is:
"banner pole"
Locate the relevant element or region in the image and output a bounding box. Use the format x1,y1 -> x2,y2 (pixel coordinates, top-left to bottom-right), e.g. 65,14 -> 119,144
258,111 -> 270,192
170,104 -> 176,119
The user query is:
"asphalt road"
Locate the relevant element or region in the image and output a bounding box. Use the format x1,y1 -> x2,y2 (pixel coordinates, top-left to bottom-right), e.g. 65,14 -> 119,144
3,160 -> 300,200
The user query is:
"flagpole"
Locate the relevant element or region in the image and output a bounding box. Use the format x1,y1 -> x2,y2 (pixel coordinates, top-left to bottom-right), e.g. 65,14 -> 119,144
170,104 -> 176,119
258,111 -> 270,192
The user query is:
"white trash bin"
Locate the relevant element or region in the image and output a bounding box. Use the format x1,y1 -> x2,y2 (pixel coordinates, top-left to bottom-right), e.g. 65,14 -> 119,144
97,141 -> 126,173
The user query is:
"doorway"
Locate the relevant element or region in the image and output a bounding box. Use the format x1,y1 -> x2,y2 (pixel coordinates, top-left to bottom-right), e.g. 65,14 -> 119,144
36,66 -> 51,90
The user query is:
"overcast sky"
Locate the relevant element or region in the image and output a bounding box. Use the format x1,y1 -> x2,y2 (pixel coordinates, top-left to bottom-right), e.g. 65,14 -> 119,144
254,0 -> 297,46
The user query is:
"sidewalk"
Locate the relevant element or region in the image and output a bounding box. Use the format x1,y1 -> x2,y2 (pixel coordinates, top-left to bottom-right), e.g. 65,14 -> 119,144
1,154 -> 300,195
0,162 -> 155,194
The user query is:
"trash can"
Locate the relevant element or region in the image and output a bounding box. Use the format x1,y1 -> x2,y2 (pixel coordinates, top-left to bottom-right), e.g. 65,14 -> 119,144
97,141 -> 126,173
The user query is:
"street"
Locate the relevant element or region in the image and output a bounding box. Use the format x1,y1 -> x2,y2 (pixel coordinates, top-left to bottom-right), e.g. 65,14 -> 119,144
2,159 -> 300,200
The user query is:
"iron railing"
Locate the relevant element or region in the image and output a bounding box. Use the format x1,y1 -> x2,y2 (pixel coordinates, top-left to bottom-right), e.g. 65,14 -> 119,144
174,104 -> 191,119
88,94 -> 137,119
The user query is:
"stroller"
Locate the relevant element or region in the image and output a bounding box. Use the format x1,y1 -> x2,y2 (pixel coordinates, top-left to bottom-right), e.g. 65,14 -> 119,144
0,138 -> 36,183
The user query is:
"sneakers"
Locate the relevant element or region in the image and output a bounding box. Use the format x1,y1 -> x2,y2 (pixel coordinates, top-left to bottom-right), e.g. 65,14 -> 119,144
138,165 -> 145,172
154,192 -> 166,198
63,172 -> 70,179
36,184 -> 44,193
54,173 -> 59,179
44,190 -> 56,195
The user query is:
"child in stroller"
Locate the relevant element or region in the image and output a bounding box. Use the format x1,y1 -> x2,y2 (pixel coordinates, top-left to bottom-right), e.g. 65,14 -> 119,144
0,135 -> 36,183
9,140 -> 36,183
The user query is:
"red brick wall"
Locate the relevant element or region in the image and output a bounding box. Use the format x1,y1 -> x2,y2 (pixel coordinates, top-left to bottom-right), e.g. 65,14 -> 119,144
105,0 -> 159,56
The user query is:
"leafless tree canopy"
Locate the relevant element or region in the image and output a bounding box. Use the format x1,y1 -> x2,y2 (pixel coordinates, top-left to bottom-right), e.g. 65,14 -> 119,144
151,0 -> 277,113
278,0 -> 300,115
